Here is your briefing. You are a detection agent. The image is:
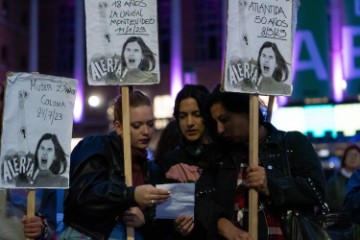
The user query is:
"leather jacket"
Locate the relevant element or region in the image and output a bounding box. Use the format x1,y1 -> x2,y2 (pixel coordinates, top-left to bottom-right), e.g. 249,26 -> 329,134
196,123 -> 326,239
62,131 -> 157,240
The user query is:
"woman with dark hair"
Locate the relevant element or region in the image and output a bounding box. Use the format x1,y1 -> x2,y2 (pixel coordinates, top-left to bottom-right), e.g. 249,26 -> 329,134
17,132 -> 68,188
326,145 -> 360,213
34,133 -> 67,175
158,84 -> 210,239
121,36 -> 156,72
256,41 -> 291,95
196,84 -> 326,239
120,36 -> 158,84
58,90 -> 171,240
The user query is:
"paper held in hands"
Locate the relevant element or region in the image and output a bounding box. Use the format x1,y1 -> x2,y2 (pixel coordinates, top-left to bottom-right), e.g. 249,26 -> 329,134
155,183 -> 195,219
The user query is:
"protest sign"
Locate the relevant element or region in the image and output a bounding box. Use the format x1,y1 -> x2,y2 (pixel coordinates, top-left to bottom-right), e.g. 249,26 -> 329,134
0,72 -> 77,189
223,0 -> 294,96
85,0 -> 160,85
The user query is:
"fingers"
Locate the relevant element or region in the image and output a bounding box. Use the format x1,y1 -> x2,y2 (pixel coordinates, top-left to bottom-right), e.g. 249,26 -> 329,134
246,166 -> 266,185
22,216 -> 43,238
174,215 -> 194,236
149,190 -> 172,203
174,215 -> 187,225
123,207 -> 139,216
135,185 -> 171,207
122,207 -> 145,228
246,166 -> 270,196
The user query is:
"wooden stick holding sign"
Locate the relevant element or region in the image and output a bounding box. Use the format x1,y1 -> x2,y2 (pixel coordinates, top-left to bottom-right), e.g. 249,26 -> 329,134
26,189 -> 36,240
121,86 -> 135,240
25,70 -> 38,240
24,72 -> 37,240
223,0 -> 296,238
248,95 -> 259,240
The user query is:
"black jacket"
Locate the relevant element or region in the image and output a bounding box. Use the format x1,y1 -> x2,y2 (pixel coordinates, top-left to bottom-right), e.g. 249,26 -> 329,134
63,131 -> 158,240
196,123 -> 326,239
158,141 -> 207,240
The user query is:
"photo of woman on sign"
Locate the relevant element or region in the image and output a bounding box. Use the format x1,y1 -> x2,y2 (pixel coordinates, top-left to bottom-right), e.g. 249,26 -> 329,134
120,36 -> 158,84
255,41 -> 291,95
17,133 -> 68,188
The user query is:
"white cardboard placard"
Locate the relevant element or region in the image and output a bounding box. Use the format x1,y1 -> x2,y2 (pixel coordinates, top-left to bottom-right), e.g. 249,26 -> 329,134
223,0 -> 295,96
85,0 -> 160,86
0,72 -> 77,189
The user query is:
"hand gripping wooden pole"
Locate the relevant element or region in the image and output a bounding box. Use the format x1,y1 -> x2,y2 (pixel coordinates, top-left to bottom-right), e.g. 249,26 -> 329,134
121,86 -> 135,240
248,95 -> 259,240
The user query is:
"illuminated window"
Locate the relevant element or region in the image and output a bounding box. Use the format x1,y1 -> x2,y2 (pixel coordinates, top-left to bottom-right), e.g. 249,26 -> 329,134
334,104 -> 360,136
272,103 -> 360,138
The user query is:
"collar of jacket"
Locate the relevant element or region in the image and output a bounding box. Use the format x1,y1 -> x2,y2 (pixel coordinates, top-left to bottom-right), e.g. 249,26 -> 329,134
260,122 -> 285,148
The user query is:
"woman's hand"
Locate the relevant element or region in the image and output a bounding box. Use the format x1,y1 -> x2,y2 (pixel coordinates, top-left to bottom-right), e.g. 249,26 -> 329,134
22,215 -> 43,239
134,184 -> 171,207
217,218 -> 252,240
122,207 -> 145,228
174,215 -> 194,236
246,165 -> 270,196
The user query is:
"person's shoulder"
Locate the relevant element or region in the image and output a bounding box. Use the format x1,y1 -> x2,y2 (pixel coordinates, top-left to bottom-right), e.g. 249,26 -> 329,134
70,132 -> 118,170
78,132 -> 113,145
74,132 -> 117,152
351,169 -> 360,180
284,130 -> 308,140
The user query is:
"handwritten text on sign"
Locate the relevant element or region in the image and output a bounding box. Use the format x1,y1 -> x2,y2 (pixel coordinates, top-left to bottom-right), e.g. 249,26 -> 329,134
110,1 -> 155,36
31,80 -> 76,125
249,1 -> 290,41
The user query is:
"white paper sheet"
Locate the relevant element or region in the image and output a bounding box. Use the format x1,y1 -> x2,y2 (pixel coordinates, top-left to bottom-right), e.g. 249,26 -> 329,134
155,183 -> 195,219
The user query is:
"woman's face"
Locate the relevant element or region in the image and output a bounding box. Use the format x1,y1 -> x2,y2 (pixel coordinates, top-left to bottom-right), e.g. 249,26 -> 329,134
124,41 -> 142,69
210,102 -> 250,143
37,139 -> 55,171
344,148 -> 360,172
260,47 -> 276,77
178,97 -> 205,142
129,105 -> 154,149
